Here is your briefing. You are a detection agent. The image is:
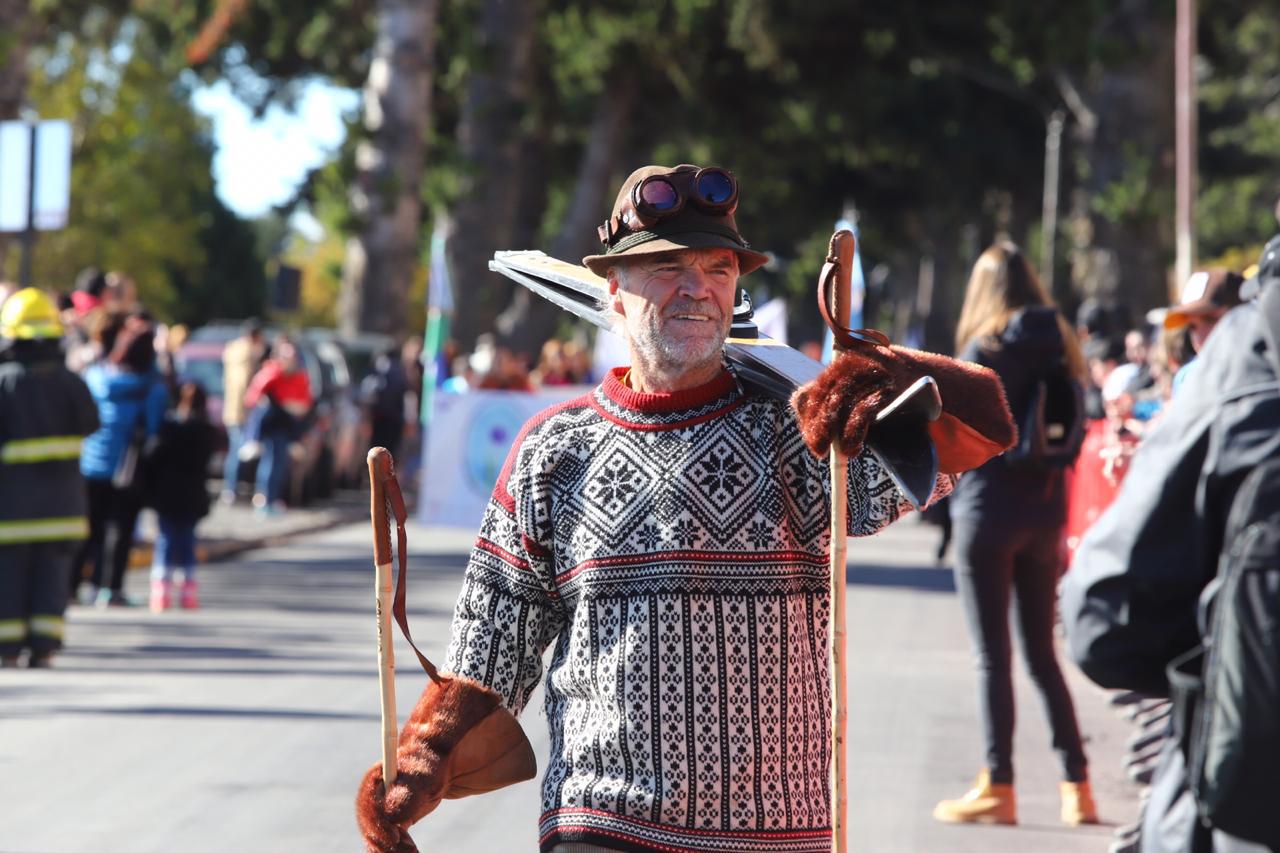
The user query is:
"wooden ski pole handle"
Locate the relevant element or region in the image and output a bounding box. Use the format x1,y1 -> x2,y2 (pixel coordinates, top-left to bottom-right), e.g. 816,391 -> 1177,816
368,447 -> 398,790
824,229 -> 854,853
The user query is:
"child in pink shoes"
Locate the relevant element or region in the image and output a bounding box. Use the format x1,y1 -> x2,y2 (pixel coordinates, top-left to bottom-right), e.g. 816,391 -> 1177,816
146,381 -> 218,613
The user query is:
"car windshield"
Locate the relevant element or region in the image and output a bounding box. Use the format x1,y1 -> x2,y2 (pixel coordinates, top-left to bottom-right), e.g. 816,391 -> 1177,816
180,357 -> 225,397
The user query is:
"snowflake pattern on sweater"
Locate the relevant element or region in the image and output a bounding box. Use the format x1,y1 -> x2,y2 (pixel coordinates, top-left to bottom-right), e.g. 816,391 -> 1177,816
444,367 -> 952,853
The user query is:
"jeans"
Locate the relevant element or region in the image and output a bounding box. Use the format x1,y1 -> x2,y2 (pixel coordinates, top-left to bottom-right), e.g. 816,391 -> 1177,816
223,424 -> 243,493
256,428 -> 291,504
151,515 -> 197,583
951,516 -> 1088,784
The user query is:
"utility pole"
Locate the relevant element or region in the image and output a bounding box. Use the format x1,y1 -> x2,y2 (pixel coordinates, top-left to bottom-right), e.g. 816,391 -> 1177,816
19,123 -> 36,286
1175,0 -> 1197,289
1041,111 -> 1065,294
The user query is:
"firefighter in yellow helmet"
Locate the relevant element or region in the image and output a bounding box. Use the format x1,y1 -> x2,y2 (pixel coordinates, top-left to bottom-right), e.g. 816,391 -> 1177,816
0,287 -> 99,667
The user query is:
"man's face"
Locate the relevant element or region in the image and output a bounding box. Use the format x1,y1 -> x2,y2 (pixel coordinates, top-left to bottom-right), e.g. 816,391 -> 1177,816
609,248 -> 739,376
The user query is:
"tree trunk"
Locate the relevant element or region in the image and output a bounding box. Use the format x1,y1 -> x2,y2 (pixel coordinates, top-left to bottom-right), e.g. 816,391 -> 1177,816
338,0 -> 438,338
1059,9 -> 1176,317
496,89 -> 633,357
444,0 -> 539,354
0,0 -> 35,271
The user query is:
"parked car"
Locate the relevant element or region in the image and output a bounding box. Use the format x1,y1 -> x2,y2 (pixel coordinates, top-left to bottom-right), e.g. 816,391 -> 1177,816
176,327 -> 360,505
302,328 -> 398,487
305,329 -> 396,386
298,336 -> 363,495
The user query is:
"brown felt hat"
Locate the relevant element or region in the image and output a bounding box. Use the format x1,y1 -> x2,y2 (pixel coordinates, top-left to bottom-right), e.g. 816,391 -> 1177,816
1163,268 -> 1245,329
583,164 -> 770,277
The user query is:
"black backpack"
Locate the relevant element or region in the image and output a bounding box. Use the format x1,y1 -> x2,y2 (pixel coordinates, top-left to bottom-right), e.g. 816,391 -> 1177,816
1005,356 -> 1086,470
1167,283 -> 1280,849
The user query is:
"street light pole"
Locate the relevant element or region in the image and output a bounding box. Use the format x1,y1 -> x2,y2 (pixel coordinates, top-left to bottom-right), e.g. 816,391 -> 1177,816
18,122 -> 36,287
1175,0 -> 1197,289
1041,110 -> 1065,294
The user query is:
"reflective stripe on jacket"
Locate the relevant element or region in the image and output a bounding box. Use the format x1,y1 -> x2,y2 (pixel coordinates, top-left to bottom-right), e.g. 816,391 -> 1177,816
0,356 -> 99,539
1,435 -> 84,463
0,517 -> 90,543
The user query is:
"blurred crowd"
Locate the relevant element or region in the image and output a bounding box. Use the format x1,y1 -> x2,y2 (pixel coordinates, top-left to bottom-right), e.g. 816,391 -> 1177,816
1064,266 -> 1247,567
1,269 -> 222,671
1,269 -> 234,622
434,333 -> 594,393
3,222 -> 1276,851
0,262 -> 607,670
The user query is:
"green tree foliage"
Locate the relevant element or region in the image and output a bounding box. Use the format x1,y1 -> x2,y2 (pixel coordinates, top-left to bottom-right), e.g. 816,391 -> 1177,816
10,10 -> 266,324
12,0 -> 1275,348
142,0 -> 375,108
1198,0 -> 1280,258
16,15 -> 209,311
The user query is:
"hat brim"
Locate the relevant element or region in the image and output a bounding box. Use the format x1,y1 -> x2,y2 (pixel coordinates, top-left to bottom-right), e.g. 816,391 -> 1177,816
1162,299 -> 1221,329
583,232 -> 770,277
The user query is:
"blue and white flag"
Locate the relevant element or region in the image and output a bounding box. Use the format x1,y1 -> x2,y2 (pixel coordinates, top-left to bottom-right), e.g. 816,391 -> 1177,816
427,218 -> 454,315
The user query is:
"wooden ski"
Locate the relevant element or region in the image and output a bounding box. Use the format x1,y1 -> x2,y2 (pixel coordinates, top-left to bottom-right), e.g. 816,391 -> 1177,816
489,250 -> 940,508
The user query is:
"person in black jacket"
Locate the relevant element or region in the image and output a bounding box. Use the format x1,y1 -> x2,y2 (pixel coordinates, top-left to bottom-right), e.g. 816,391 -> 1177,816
933,243 -> 1098,827
145,381 -> 219,612
1062,239 -> 1280,853
0,288 -> 99,667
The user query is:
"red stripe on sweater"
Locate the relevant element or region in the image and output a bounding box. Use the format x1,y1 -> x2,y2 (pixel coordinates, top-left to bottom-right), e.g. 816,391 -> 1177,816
554,549 -> 826,585
540,806 -> 831,842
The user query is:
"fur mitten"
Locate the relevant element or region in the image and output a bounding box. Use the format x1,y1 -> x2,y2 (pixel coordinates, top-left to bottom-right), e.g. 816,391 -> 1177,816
356,675 -> 536,852
792,347 -> 895,461
793,343 -> 1015,474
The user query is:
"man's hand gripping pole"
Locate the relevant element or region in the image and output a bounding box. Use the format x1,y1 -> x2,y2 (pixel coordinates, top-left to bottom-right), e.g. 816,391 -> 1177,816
358,448 -> 536,853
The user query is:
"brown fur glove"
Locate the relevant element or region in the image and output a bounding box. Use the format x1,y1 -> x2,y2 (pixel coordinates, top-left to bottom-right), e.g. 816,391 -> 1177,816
793,344 -> 1016,474
356,675 -> 537,852
791,347 -> 895,461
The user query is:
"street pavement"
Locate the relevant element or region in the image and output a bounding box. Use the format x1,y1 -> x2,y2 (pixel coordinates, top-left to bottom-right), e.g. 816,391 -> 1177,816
1,513 -> 1138,852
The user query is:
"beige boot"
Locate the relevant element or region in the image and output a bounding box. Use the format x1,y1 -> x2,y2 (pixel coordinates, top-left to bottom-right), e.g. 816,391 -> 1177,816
1060,779 -> 1099,825
933,770 -> 1017,825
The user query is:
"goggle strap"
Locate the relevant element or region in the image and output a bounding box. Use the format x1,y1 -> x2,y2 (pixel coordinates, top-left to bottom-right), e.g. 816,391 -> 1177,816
606,223 -> 748,255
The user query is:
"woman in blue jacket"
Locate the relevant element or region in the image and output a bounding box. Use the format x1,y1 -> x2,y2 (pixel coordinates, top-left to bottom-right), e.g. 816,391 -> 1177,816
74,318 -> 169,607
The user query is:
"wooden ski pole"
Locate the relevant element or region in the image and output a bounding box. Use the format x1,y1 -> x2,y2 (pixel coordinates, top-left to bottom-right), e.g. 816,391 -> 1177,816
825,230 -> 855,853
368,447 -> 398,791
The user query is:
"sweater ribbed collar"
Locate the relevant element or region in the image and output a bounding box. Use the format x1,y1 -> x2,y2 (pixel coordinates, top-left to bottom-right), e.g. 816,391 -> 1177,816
591,366 -> 743,430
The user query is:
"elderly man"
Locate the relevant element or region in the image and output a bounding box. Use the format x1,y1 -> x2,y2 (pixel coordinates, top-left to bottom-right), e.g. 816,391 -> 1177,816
358,164 -> 1012,853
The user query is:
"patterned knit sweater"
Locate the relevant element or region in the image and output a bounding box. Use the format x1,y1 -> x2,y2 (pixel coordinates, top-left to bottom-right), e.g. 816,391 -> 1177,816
444,367 -> 951,853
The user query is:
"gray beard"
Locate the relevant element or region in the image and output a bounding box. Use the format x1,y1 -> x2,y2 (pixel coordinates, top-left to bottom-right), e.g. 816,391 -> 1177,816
631,309 -> 729,381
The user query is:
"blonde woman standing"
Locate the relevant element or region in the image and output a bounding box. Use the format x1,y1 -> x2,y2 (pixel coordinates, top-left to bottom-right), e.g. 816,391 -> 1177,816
933,243 -> 1098,827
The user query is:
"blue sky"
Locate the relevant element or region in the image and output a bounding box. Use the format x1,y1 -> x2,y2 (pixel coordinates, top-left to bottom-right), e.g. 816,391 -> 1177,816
191,79 -> 358,224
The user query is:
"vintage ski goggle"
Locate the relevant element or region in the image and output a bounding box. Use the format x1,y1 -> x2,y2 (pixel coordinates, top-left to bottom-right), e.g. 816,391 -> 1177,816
598,166 -> 739,247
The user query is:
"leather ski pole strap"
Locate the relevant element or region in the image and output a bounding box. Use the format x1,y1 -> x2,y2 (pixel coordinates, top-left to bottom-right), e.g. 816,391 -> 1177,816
368,447 -> 442,684
818,230 -> 890,351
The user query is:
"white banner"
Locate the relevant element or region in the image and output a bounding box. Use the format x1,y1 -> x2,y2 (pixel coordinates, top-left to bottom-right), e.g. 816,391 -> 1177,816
417,386 -> 589,528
